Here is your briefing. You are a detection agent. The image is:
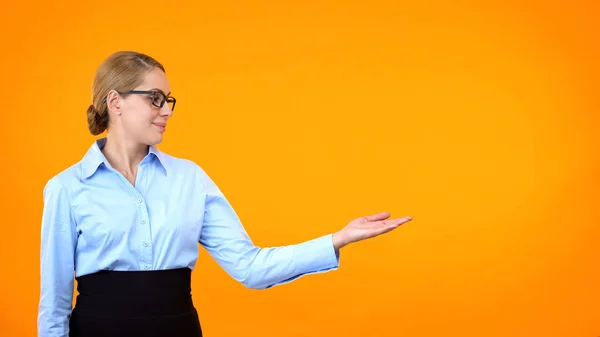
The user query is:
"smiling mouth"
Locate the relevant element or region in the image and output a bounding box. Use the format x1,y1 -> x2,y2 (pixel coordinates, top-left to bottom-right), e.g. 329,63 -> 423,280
153,123 -> 166,132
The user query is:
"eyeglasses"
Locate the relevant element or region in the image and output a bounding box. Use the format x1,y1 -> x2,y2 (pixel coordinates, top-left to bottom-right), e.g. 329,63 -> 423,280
102,90 -> 176,111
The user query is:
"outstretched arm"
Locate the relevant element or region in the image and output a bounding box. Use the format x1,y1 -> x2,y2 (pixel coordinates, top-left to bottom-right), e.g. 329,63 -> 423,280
198,172 -> 339,289
197,170 -> 412,289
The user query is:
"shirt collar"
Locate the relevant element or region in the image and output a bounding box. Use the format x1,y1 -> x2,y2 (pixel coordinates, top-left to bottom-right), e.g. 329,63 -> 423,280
81,137 -> 168,178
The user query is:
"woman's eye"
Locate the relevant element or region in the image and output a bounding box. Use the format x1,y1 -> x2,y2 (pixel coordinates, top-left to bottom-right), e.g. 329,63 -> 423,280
152,93 -> 164,103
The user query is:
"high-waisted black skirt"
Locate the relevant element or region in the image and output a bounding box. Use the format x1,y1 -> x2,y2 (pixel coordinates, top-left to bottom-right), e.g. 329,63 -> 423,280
69,268 -> 202,337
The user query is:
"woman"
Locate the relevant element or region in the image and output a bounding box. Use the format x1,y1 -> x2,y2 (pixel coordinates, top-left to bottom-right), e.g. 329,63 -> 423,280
38,51 -> 413,337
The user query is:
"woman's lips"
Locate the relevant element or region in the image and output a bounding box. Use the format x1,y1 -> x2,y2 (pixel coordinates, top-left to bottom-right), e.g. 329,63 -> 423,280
153,122 -> 166,132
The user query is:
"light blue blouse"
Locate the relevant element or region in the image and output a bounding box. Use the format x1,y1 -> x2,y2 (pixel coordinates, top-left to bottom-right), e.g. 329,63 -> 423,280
38,137 -> 340,337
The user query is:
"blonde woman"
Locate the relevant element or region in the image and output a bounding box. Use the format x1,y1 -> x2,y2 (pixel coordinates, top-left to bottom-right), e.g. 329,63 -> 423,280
38,50 -> 413,337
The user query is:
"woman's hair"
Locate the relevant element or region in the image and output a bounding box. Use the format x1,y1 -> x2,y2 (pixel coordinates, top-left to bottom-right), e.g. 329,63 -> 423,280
87,51 -> 166,135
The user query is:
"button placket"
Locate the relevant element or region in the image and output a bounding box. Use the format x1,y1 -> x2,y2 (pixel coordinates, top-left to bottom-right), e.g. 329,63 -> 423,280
135,194 -> 153,271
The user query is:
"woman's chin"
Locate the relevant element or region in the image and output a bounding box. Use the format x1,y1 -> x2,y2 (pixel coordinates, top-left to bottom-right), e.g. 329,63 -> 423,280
145,134 -> 164,146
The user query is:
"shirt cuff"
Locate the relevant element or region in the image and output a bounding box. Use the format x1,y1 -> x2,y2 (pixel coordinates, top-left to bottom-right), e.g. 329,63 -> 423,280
293,233 -> 340,275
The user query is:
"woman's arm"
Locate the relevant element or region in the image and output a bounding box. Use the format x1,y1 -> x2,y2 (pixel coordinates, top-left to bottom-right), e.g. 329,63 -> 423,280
38,177 -> 78,337
197,169 -> 412,290
198,171 -> 340,290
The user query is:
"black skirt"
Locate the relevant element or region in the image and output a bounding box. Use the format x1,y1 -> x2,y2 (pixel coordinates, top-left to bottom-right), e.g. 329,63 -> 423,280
69,268 -> 202,337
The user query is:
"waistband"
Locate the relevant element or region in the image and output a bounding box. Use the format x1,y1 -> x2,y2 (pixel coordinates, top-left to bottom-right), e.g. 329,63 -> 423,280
74,268 -> 194,317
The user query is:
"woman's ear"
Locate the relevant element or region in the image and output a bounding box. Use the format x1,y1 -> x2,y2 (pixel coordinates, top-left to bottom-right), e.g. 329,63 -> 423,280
106,90 -> 122,115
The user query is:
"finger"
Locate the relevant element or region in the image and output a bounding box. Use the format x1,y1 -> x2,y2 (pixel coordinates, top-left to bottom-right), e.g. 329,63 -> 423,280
356,216 -> 412,229
379,216 -> 413,228
363,212 -> 391,223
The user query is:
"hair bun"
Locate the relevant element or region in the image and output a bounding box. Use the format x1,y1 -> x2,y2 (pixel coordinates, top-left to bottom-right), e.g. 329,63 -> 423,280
87,104 -> 107,135
87,104 -> 98,115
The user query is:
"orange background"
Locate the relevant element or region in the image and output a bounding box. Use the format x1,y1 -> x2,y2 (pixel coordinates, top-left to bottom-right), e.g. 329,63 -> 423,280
1,1 -> 599,336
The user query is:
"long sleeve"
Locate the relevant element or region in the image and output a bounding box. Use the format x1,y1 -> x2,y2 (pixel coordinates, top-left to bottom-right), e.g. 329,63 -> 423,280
198,172 -> 340,290
38,178 -> 78,337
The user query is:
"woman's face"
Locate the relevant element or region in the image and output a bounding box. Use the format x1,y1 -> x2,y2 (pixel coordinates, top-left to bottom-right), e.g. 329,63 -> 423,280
114,68 -> 174,146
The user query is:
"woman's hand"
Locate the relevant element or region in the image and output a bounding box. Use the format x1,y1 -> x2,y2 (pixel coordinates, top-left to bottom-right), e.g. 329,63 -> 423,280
332,212 -> 412,251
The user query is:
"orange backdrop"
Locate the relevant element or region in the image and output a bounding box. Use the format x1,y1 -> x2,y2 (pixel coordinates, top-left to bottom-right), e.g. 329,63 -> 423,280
1,1 -> 599,336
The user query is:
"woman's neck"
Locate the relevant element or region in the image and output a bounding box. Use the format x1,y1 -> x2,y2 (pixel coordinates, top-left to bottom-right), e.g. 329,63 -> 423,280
102,132 -> 148,184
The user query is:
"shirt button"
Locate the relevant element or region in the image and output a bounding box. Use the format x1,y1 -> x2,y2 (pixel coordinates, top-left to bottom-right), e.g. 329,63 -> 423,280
144,265 -> 151,270
141,220 -> 146,224
143,242 -> 149,247
136,198 -> 142,203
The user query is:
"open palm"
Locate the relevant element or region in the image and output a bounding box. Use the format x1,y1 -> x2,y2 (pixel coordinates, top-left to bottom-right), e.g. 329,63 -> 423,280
332,212 -> 412,250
